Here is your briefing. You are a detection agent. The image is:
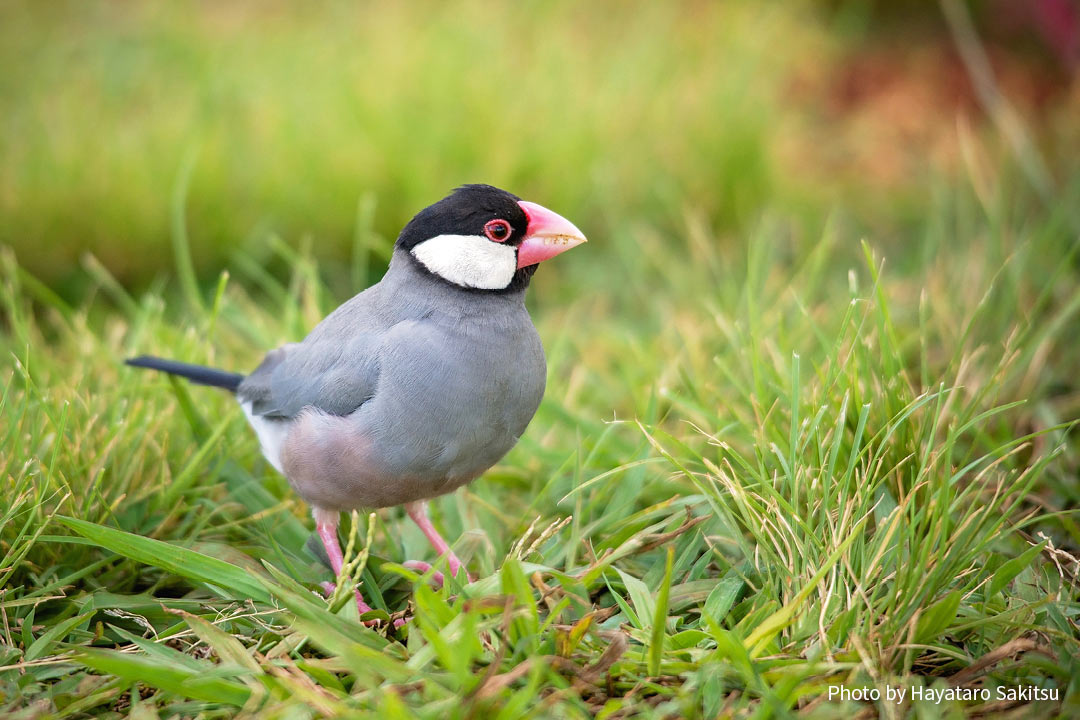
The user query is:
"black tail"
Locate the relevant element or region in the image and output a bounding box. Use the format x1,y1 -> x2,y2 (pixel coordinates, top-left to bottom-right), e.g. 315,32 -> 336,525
125,355 -> 244,392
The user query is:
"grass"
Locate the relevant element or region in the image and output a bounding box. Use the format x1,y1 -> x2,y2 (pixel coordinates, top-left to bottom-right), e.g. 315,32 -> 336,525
2,165 -> 1079,717
0,1 -> 804,294
2,1 -> 1080,717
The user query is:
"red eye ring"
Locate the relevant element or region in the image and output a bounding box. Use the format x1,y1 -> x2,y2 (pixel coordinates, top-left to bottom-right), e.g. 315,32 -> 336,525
484,219 -> 512,242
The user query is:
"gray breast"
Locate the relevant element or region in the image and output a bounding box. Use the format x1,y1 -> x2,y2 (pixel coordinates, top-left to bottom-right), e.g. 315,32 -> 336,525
359,309 -> 546,487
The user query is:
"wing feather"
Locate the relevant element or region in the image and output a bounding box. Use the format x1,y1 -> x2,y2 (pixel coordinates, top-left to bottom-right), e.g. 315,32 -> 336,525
237,288 -> 385,419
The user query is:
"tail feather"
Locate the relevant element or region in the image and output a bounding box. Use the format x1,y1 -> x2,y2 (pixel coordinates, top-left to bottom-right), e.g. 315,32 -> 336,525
126,355 -> 244,392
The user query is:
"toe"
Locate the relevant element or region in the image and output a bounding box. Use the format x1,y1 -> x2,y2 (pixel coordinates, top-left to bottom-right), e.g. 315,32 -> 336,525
403,560 -> 446,586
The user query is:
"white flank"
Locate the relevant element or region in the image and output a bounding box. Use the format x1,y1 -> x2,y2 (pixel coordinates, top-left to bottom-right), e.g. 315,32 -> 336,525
411,234 -> 517,290
240,400 -> 290,473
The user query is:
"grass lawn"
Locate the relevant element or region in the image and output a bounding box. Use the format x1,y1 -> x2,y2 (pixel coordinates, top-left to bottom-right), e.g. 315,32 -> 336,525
2,2 -> 1079,718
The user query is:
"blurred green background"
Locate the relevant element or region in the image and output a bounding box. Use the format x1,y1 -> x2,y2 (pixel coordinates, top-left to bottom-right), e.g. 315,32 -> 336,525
2,3 -> 1080,715
3,0 -> 1075,297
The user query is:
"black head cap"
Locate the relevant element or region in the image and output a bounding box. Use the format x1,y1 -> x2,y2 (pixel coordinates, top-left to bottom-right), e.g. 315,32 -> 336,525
397,184 -> 538,292
396,184 -> 529,250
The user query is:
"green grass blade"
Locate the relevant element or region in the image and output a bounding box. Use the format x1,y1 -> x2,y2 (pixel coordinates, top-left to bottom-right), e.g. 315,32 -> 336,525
74,648 -> 253,707
57,516 -> 272,604
648,546 -> 675,677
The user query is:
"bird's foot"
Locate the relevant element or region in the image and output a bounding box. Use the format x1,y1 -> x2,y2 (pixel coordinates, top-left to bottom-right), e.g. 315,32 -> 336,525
402,558 -> 473,587
404,502 -> 473,583
313,514 -> 406,626
402,560 -> 444,586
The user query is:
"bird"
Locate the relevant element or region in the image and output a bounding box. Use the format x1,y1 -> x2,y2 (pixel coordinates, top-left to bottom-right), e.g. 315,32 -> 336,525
126,184 -> 586,620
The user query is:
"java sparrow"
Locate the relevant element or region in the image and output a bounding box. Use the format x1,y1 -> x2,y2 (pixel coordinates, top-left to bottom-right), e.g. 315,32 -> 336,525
127,184 -> 587,617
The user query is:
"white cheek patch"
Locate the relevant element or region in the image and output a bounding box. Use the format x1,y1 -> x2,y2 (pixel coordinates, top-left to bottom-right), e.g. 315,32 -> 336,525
411,234 -> 517,290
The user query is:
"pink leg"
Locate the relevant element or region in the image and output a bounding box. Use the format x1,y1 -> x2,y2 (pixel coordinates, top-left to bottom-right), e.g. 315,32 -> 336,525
314,509 -> 373,617
405,501 -> 472,582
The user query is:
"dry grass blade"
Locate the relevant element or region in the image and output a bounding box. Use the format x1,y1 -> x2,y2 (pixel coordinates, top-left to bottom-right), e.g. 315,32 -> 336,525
949,638 -> 1056,685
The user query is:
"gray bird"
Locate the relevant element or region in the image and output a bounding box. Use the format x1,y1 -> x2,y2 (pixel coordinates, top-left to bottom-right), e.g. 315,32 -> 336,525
127,184 -> 586,618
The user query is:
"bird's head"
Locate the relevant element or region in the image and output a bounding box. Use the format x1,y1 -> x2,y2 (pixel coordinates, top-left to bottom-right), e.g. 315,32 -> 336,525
396,184 -> 587,292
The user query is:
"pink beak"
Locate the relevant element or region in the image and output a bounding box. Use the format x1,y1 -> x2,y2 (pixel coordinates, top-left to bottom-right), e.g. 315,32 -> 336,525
516,200 -> 587,269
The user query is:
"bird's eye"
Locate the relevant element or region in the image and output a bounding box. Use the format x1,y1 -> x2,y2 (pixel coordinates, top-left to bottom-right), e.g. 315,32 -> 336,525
484,219 -> 511,242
